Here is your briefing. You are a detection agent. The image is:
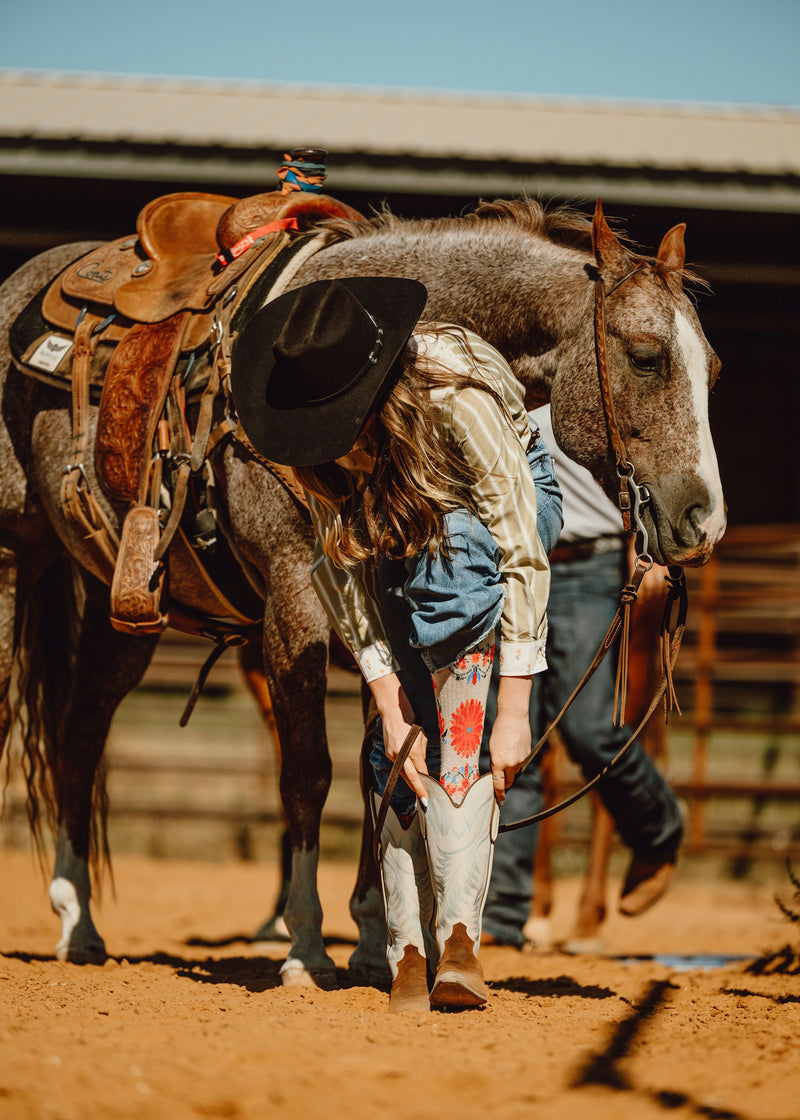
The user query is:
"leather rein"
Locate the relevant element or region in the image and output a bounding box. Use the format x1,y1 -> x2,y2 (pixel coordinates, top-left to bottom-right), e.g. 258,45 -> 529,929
373,266 -> 689,856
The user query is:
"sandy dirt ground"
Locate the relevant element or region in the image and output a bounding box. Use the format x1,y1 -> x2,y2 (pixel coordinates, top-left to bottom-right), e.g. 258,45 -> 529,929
2,848 -> 799,1120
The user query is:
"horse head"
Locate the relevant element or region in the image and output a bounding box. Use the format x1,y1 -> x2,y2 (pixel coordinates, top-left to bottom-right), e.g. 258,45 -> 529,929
295,196 -> 726,567
549,201 -> 726,567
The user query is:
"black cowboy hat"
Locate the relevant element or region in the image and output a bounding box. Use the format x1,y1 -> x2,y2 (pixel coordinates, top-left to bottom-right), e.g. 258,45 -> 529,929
231,276 -> 428,467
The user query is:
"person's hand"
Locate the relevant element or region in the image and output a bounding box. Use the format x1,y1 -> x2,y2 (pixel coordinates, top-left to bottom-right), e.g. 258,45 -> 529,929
488,712 -> 530,803
369,673 -> 428,802
489,675 -> 533,803
382,711 -> 429,803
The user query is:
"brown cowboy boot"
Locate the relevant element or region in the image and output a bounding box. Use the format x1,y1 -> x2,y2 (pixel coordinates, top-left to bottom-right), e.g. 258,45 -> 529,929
373,796 -> 437,1014
618,856 -> 676,917
419,773 -> 498,1010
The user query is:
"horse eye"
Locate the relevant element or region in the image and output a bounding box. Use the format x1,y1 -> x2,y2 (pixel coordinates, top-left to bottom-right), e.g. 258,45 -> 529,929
628,351 -> 662,375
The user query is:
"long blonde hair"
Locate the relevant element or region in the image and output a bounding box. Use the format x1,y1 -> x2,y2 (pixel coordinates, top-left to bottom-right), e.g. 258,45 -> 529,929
295,327 -> 512,567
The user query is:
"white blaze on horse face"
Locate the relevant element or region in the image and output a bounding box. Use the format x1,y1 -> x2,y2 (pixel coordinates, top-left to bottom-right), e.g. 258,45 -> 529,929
675,309 -> 726,544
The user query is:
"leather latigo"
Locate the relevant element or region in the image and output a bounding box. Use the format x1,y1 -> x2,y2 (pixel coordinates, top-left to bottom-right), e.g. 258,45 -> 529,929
95,313 -> 188,503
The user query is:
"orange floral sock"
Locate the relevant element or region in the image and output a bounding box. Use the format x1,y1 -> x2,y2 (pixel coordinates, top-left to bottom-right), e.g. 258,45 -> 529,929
432,634 -> 495,805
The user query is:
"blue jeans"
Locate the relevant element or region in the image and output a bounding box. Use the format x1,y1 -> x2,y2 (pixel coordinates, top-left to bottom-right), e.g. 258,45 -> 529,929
481,546 -> 684,945
369,425 -> 563,809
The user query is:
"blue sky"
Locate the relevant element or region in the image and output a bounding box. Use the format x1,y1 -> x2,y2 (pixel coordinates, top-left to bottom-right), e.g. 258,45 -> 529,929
1,0 -> 798,108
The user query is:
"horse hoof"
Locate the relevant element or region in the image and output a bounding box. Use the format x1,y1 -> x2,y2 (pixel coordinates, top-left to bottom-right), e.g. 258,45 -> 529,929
560,936 -> 606,956
279,959 -> 338,990
525,916 -> 553,950
251,914 -> 291,943
56,941 -> 108,966
346,962 -> 391,991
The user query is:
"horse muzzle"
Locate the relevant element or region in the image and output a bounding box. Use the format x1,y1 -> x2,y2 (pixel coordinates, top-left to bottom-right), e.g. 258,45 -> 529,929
643,484 -> 727,567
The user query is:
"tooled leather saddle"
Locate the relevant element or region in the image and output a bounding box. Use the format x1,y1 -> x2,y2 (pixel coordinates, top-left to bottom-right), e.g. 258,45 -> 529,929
11,187 -> 363,638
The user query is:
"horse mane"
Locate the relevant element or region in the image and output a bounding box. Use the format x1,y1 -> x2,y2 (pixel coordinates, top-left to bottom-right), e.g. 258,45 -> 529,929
320,196 -> 702,290
321,196 -> 596,250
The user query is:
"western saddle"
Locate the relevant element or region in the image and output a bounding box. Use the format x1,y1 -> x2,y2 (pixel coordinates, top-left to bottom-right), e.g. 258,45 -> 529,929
15,185 -> 363,645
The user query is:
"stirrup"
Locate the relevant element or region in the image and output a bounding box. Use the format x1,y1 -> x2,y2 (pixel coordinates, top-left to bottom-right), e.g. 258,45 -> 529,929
110,504 -> 168,634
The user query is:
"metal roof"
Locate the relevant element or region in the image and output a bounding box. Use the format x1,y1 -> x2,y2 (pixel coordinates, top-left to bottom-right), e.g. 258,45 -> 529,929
2,70 -> 799,211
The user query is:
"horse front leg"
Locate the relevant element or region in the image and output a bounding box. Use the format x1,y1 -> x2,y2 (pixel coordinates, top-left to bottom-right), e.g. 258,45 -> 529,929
347,697 -> 390,986
563,795 -> 614,953
51,574 -> 158,963
236,641 -> 291,942
261,593 -> 337,988
529,743 -> 559,949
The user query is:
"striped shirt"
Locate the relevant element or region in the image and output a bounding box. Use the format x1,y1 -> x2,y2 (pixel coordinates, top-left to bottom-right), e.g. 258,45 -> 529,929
307,325 -> 551,682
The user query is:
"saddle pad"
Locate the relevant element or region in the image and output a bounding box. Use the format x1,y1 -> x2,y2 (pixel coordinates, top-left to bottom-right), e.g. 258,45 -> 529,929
95,312 -> 189,503
10,279 -> 116,398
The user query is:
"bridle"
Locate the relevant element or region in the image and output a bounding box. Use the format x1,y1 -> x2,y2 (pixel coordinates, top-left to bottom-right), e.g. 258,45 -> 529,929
372,264 -> 689,857
594,266 -> 651,542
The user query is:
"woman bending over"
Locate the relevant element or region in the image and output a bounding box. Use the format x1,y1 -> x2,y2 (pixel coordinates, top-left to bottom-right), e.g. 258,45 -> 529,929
232,276 -> 562,1012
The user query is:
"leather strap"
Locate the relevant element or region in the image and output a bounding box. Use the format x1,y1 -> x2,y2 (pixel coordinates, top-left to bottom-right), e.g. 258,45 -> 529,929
372,723 -> 423,865
179,632 -> 248,727
215,217 -> 300,266
498,566 -> 687,833
152,381 -> 193,563
593,267 -> 645,530
59,311 -> 120,581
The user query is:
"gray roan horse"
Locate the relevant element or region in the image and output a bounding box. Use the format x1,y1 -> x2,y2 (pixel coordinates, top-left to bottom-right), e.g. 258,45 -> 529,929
0,198 -> 725,987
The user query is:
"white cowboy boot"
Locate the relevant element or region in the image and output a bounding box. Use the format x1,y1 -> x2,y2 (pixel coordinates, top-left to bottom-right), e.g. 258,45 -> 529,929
419,772 -> 499,1010
373,795 -> 437,1014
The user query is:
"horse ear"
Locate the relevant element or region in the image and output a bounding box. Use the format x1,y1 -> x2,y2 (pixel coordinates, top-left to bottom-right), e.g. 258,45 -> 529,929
657,223 -> 687,276
591,199 -> 630,280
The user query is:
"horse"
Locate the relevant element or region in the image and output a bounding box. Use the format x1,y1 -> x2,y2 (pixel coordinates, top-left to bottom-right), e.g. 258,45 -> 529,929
0,197 -> 726,988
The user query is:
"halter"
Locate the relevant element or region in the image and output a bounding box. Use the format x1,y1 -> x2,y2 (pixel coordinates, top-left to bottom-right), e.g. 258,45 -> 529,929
593,264 -> 650,552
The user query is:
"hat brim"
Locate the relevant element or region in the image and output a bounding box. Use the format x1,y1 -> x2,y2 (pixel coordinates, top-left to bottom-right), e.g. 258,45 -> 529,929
231,275 -> 428,467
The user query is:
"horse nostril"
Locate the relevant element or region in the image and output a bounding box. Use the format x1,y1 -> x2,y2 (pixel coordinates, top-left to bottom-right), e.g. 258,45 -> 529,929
672,504 -> 708,550
685,504 -> 712,546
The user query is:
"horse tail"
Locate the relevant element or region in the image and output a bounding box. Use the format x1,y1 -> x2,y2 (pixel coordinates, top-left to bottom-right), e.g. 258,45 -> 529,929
11,554 -> 110,878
